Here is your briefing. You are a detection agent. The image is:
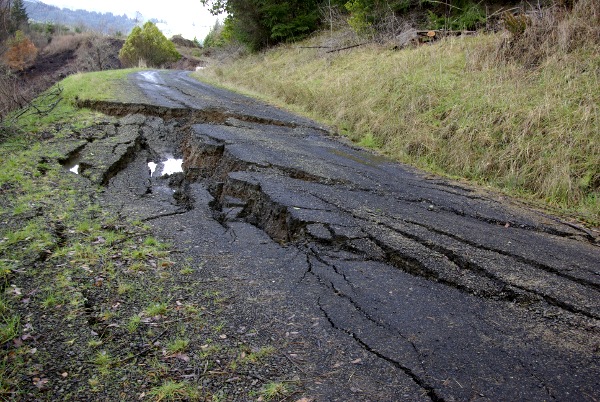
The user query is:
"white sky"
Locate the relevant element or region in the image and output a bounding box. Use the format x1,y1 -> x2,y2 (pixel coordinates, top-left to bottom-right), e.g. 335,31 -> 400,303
39,0 -> 220,40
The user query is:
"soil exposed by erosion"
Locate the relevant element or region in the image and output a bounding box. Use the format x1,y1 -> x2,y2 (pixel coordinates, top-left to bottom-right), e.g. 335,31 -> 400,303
56,87 -> 600,401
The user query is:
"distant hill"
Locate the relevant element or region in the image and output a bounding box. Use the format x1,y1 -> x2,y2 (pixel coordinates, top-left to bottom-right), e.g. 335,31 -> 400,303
24,0 -> 137,35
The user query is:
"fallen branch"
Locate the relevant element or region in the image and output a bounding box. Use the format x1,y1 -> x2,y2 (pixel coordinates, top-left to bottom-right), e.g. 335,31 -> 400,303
326,42 -> 370,53
11,84 -> 63,122
416,30 -> 477,37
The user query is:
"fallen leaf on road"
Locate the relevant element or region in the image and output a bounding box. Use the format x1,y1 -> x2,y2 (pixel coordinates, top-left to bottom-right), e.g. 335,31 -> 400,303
33,377 -> 49,389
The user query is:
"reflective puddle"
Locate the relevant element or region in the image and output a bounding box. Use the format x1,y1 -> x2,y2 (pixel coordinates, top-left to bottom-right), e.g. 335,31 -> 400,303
140,71 -> 160,84
148,162 -> 157,176
148,158 -> 183,177
63,154 -> 183,178
162,158 -> 183,175
63,155 -> 81,175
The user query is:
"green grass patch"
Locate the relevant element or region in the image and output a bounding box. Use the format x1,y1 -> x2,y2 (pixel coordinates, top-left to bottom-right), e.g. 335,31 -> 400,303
259,381 -> 290,401
8,68 -> 146,134
0,314 -> 20,344
127,315 -> 141,333
148,380 -> 200,401
239,345 -> 276,365
145,302 -> 169,317
166,338 -> 189,354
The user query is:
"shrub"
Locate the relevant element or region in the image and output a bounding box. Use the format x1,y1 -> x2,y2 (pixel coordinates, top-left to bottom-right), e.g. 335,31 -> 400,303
118,22 -> 181,68
346,0 -> 374,37
427,1 -> 486,31
3,30 -> 38,71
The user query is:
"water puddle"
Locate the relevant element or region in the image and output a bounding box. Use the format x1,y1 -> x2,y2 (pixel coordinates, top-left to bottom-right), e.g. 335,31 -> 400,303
148,158 -> 183,177
148,162 -> 157,176
140,71 -> 160,84
162,158 -> 183,175
63,155 -> 82,175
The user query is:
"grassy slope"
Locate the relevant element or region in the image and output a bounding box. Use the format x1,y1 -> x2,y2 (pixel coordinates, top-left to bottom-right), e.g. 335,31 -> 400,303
0,71 -> 292,400
195,33 -> 599,226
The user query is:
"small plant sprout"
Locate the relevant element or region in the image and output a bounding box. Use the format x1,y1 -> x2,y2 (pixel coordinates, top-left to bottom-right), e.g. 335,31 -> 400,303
259,382 -> 290,401
41,292 -> 63,309
166,338 -> 189,354
148,380 -> 199,401
92,351 -> 112,375
240,346 -> 276,364
0,314 -> 20,344
143,236 -> 159,247
117,282 -> 134,295
145,302 -> 168,317
127,315 -> 141,333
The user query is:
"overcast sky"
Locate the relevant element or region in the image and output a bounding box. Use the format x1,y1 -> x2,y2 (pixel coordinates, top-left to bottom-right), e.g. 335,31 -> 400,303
39,0 -> 220,40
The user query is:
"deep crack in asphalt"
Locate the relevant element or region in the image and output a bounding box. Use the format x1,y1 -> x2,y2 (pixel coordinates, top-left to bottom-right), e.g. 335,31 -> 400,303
59,70 -> 600,401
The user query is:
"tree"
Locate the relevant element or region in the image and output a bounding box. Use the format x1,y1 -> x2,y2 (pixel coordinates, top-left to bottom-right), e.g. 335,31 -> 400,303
200,0 -> 320,50
1,0 -> 11,43
118,21 -> 181,67
10,0 -> 28,32
3,30 -> 37,71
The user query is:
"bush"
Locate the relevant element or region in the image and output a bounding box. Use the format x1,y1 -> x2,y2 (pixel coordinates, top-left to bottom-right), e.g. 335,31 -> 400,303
3,31 -> 38,71
427,1 -> 486,31
118,22 -> 181,67
345,0 -> 374,37
76,34 -> 121,71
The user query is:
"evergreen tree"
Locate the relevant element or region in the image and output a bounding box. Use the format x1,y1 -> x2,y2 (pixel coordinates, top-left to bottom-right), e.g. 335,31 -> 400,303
10,0 -> 28,32
118,21 -> 181,67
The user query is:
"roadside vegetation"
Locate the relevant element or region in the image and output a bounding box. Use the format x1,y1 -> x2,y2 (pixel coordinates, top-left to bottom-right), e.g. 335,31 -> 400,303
197,0 -> 600,226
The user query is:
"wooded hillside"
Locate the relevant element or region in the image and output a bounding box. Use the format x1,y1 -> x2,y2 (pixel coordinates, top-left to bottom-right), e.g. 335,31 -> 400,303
202,0 -> 526,49
24,0 -> 136,35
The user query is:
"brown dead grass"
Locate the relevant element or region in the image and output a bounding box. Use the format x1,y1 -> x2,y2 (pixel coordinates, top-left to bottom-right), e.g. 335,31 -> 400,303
42,33 -> 89,56
497,0 -> 600,66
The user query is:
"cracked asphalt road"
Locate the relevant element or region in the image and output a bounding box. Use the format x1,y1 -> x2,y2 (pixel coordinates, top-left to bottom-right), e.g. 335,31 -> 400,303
69,70 -> 599,401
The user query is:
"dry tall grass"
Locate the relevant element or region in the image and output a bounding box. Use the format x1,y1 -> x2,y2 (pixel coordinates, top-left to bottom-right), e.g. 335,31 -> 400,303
497,0 -> 600,66
42,33 -> 88,56
197,1 -> 600,224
